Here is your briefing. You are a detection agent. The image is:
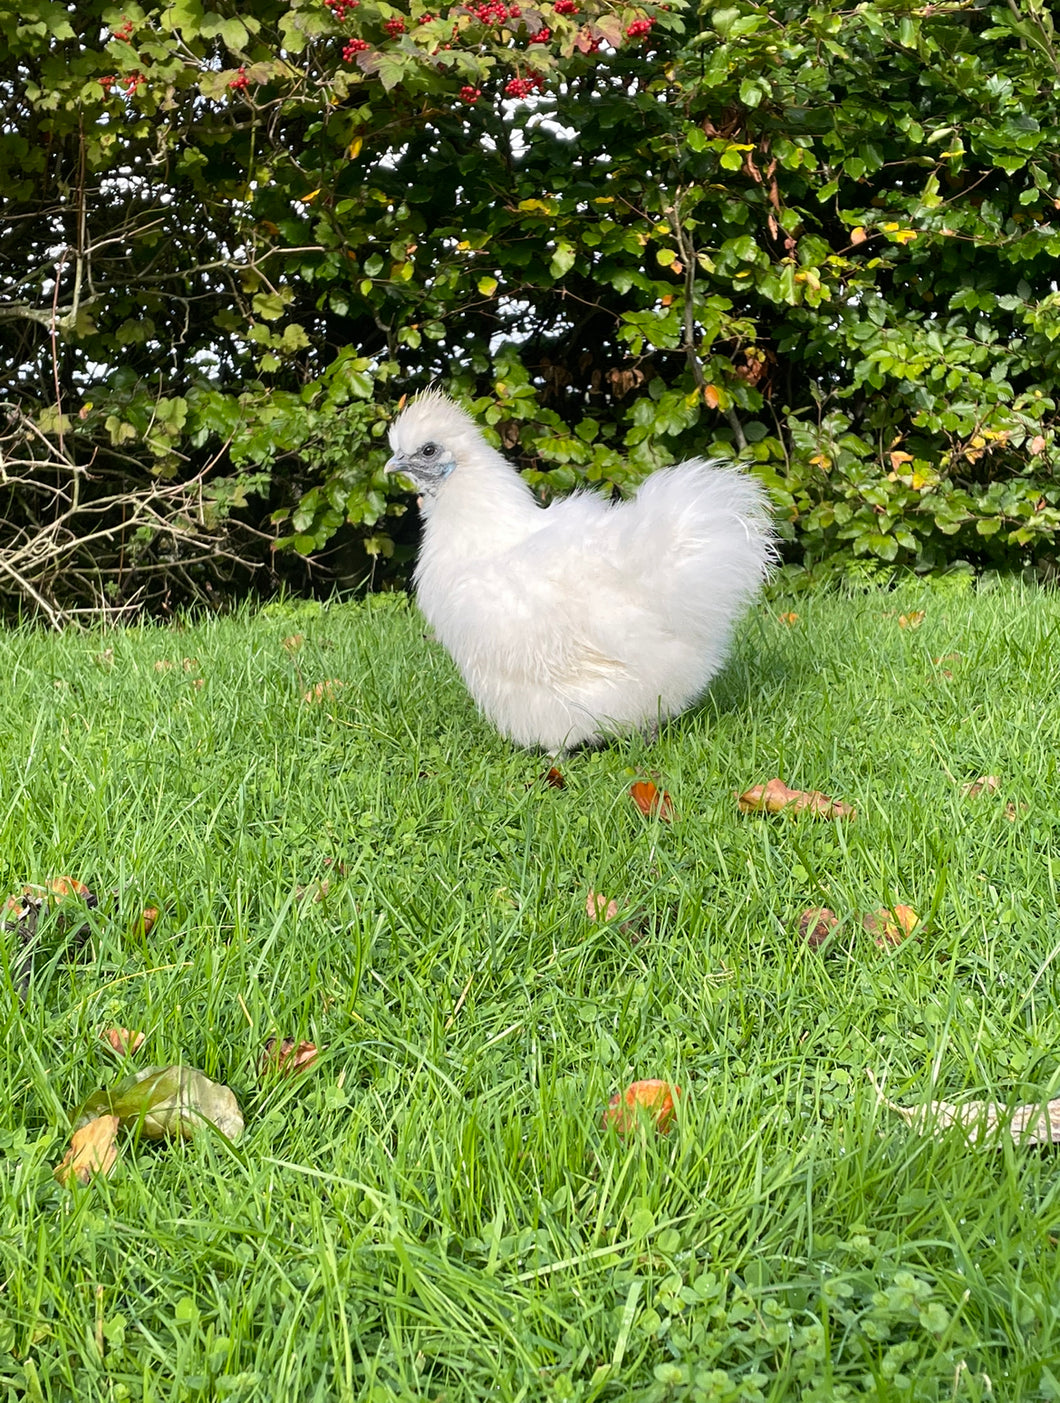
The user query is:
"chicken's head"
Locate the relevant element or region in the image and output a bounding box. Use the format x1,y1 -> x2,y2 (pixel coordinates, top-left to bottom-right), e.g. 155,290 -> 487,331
385,391 -> 478,494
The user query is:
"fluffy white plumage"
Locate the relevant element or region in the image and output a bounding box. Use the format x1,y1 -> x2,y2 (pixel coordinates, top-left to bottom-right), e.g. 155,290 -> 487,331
386,391 -> 775,751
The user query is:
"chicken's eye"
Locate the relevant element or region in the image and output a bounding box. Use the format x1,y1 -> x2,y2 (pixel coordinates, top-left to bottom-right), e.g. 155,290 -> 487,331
421,442 -> 439,457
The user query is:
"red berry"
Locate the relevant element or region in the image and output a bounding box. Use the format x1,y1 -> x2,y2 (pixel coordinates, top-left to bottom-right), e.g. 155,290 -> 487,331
228,66 -> 249,89
529,24 -> 550,42
505,76 -> 532,97
342,36 -> 371,56
554,0 -> 577,12
460,84 -> 482,102
384,15 -> 407,34
99,74 -> 116,89
625,16 -> 652,36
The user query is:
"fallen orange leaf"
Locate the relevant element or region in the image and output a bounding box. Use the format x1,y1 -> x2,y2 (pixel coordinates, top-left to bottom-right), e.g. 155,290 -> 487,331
863,904 -> 919,948
544,766 -> 566,789
54,1115 -> 119,1188
898,611 -> 925,629
101,1027 -> 146,1057
261,1038 -> 320,1077
777,611 -> 799,625
303,679 -> 344,704
630,781 -> 674,821
41,875 -> 94,902
603,1080 -> 681,1134
738,778 -> 855,820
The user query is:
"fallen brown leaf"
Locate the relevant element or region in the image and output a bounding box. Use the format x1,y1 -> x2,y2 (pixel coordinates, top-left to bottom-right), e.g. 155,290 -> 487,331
738,778 -> 855,820
603,1080 -> 681,1134
587,890 -> 619,923
101,1027 -> 146,1057
962,775 -> 1000,798
95,648 -> 115,668
862,904 -> 919,948
54,1115 -> 119,1188
153,659 -> 174,673
260,1037 -> 320,1077
282,633 -> 305,653
295,879 -> 330,903
798,907 -> 838,948
137,906 -> 159,935
303,679 -> 344,704
630,780 -> 674,821
868,1069 -> 1060,1146
898,611 -> 925,629
181,657 -> 200,673
543,766 -> 566,789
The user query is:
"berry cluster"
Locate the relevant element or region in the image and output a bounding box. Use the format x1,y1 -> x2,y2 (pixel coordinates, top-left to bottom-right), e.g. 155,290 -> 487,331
384,14 -> 407,33
504,72 -> 544,97
229,66 -> 249,89
99,74 -> 116,90
470,2 -> 520,25
343,36 -> 371,56
124,71 -> 146,94
418,11 -> 434,20
111,18 -> 135,40
324,0 -> 360,18
528,24 -> 550,42
459,84 -> 482,102
553,0 -> 578,13
625,16 -> 652,37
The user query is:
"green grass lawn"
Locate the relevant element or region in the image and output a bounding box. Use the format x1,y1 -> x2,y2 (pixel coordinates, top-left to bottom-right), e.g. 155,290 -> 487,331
2,581 -> 1060,1402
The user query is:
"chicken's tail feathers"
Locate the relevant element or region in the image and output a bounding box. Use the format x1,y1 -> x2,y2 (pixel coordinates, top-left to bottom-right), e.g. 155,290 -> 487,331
629,459 -> 777,625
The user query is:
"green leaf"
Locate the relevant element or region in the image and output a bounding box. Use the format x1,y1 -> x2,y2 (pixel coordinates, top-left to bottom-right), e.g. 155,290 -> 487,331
76,1066 -> 244,1142
550,242 -> 576,279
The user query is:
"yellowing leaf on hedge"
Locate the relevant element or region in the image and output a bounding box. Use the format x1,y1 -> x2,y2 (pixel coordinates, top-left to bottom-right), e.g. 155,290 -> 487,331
300,188 -> 321,204
850,225 -> 868,244
348,136 -> 363,160
478,275 -> 499,297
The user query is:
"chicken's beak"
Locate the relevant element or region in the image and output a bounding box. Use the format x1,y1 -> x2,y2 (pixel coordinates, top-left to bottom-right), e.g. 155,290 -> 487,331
383,455 -> 403,476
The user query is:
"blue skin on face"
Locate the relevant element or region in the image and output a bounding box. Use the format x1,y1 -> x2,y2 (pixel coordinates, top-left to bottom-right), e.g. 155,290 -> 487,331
385,440 -> 456,493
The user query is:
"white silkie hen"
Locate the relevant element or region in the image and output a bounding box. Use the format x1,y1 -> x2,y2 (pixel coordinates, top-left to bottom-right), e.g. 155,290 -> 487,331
385,391 -> 775,752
